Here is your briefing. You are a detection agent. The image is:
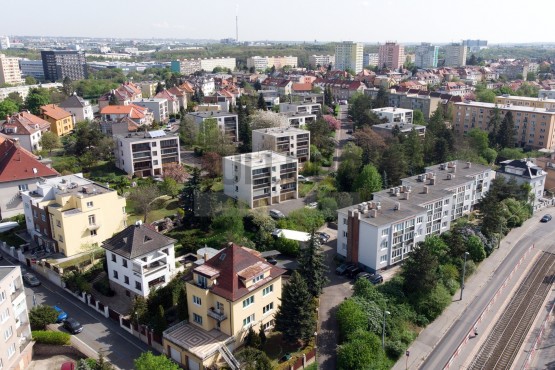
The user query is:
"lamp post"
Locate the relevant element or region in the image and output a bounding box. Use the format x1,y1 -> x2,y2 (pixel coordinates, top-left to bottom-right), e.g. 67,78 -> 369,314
460,252 -> 470,300
382,309 -> 390,350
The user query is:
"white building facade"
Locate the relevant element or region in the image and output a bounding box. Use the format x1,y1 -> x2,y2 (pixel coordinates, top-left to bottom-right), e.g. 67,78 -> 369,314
252,127 -> 310,164
132,98 -> 169,123
335,42 -> 363,73
414,43 -> 439,68
187,111 -> 238,141
372,107 -> 413,124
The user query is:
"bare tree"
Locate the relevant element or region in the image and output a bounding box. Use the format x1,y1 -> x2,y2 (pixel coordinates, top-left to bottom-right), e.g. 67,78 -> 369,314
128,184 -> 162,223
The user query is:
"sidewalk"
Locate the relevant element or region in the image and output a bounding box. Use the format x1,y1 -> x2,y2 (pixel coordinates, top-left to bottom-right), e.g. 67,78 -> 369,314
392,212 -> 542,370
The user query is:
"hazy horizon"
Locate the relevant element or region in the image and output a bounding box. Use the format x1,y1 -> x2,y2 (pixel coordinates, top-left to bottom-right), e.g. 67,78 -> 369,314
2,0 -> 553,44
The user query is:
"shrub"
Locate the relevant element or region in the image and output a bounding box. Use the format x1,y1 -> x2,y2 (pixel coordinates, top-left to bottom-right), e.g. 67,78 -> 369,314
385,340 -> 406,359
273,237 -> 300,257
29,305 -> 58,330
93,278 -> 115,297
32,330 -> 71,345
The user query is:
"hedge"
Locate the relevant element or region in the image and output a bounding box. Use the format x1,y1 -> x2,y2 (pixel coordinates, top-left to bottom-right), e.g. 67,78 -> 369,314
32,330 -> 71,345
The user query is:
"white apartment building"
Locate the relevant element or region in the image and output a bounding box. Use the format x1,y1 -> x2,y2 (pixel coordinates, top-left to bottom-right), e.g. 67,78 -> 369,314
414,43 -> 439,68
171,58 -> 236,75
252,127 -> 310,163
363,53 -> 379,67
18,60 -> 44,80
0,36 -> 9,50
102,222 -> 177,298
223,151 -> 298,208
0,266 -> 33,370
114,130 -> 180,177
337,161 -> 494,271
132,98 -> 169,123
0,54 -> 23,85
246,56 -> 298,71
335,42 -> 363,73
279,102 -> 321,115
444,43 -> 467,67
0,83 -> 62,102
539,90 -> 555,100
496,159 -> 547,210
187,111 -> 239,141
309,55 -> 335,68
372,107 -> 413,124
200,57 -> 236,72
279,111 -> 317,128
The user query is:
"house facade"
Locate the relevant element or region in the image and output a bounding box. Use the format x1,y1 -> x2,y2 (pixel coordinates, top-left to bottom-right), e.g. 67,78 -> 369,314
58,94 -> 94,122
40,104 -> 74,137
187,112 -> 238,142
252,127 -> 310,164
132,98 -> 169,123
496,159 -> 547,210
2,112 -> 51,152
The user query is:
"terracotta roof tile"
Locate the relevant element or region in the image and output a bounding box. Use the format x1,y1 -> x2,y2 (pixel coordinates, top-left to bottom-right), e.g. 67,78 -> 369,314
40,104 -> 72,121
0,139 -> 59,183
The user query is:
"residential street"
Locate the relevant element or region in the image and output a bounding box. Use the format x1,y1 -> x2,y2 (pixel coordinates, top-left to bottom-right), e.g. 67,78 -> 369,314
0,256 -> 151,370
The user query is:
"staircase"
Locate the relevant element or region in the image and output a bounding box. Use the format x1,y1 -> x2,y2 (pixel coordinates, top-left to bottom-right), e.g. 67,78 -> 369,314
218,344 -> 241,370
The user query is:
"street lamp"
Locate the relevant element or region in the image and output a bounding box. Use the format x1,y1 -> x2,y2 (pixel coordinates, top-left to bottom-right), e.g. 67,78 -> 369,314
382,309 -> 390,350
460,252 -> 470,301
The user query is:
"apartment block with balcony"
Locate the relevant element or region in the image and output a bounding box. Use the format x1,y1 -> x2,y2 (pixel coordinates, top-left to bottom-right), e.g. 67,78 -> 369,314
114,130 -> 180,177
278,111 -> 317,128
21,174 -> 127,257
252,127 -> 310,164
132,98 -> 169,123
372,107 -> 413,124
279,102 -> 321,115
309,55 -> 334,68
335,42 -> 363,73
452,101 -> 555,150
337,161 -> 493,271
494,95 -> 555,110
0,54 -> 23,85
223,151 -> 298,208
378,42 -> 405,70
102,223 -> 176,298
414,43 -> 439,68
187,111 -> 239,142
444,43 -> 467,67
163,243 -> 286,370
0,266 -> 33,370
41,50 -> 87,82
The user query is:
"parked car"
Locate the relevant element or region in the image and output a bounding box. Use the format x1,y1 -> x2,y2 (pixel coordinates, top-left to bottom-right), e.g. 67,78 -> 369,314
298,175 -> 307,183
346,129 -> 353,134
306,202 -> 318,209
265,257 -> 278,265
269,209 -> 285,219
335,263 -> 352,275
541,214 -> 552,223
355,271 -> 372,280
61,362 -> 75,370
280,353 -> 292,363
346,265 -> 362,278
22,273 -> 41,287
53,306 -> 68,323
63,317 -> 83,334
367,273 -> 384,285
318,232 -> 330,243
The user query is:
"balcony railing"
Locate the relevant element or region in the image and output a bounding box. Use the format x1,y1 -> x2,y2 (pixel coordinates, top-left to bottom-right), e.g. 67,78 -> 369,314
11,286 -> 24,302
207,307 -> 228,322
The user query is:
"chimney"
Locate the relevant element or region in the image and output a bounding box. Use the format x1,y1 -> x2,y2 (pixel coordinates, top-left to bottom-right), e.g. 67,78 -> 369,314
466,161 -> 471,168
423,186 -> 429,194
371,209 -> 378,218
394,202 -> 400,211
405,192 -> 410,200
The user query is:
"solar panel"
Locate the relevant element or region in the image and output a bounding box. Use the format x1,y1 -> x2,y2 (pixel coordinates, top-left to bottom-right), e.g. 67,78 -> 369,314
147,130 -> 166,138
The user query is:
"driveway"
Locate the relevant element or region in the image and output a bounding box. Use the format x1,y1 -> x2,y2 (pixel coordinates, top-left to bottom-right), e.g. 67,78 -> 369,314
316,225 -> 353,370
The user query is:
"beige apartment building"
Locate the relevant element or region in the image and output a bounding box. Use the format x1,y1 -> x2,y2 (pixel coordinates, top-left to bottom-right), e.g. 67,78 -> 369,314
494,95 -> 555,110
0,266 -> 33,370
163,243 -> 285,370
452,101 -> 555,150
22,174 -> 127,257
0,54 -> 23,85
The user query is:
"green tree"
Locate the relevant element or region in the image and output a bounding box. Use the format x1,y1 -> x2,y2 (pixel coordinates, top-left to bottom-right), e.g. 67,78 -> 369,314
274,271 -> 316,344
196,117 -> 235,156
380,143 -> 408,186
402,238 -> 440,298
354,164 -> 382,201
413,109 -> 426,125
211,202 -> 245,241
245,326 -> 262,348
258,324 -> 267,347
176,286 -> 189,321
130,296 -> 148,325
415,283 -> 451,321
8,92 -> 24,107
129,184 -> 161,223
134,351 -> 180,370
25,75 -> 37,85
0,99 -> 18,119
403,129 -> 424,175
151,305 -> 167,336
337,330 -> 388,370
39,131 -> 62,154
476,89 -> 496,103
24,88 -> 50,115
466,235 -> 486,262
487,107 -> 502,148
29,305 -> 58,330
298,232 -> 329,297
160,177 -> 179,198
155,82 -> 164,94
237,348 -> 273,370
374,86 -> 389,108
257,93 -> 267,111
526,71 -> 537,81
180,167 -> 201,227
62,76 -> 75,96
496,111 -> 515,149
336,298 -> 368,342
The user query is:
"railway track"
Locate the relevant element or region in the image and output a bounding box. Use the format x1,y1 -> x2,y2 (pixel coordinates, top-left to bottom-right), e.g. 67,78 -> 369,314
468,252 -> 555,370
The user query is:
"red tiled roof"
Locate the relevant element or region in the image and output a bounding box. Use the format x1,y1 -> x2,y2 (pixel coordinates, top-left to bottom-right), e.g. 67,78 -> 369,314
100,104 -> 147,119
0,139 -> 59,183
40,104 -> 72,121
4,112 -> 50,135
198,243 -> 286,301
292,83 -> 313,92
155,89 -> 177,102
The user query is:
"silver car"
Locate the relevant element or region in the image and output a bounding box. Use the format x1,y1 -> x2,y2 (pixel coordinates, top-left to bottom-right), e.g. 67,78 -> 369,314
22,273 -> 41,287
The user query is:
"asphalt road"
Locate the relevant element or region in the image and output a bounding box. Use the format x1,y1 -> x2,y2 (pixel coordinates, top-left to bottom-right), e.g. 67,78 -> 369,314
420,214 -> 555,369
0,256 -> 151,370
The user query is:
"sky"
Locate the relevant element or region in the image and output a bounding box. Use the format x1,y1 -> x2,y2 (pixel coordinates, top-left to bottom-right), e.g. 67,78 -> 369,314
2,0 -> 553,44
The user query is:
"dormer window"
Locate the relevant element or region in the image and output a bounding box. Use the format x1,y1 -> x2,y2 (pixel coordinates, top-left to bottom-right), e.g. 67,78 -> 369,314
252,274 -> 264,284
197,275 -> 207,288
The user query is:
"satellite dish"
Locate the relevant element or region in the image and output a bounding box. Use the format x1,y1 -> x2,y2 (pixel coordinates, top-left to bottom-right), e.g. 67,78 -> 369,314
32,168 -> 38,174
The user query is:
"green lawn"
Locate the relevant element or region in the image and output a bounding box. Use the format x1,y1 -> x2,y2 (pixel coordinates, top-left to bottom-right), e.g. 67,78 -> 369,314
261,332 -> 306,367
299,182 -> 316,198
126,195 -> 180,224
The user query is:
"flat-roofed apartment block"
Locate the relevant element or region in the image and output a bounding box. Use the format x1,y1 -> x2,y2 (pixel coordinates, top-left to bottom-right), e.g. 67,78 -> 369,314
337,160 -> 493,271
252,127 -> 310,164
187,112 -> 239,142
279,102 -> 321,115
453,101 -> 555,150
0,266 -> 33,370
278,111 -> 317,128
372,107 -> 413,124
494,95 -> 555,110
114,130 -> 181,177
223,151 -> 298,208
21,174 -> 127,257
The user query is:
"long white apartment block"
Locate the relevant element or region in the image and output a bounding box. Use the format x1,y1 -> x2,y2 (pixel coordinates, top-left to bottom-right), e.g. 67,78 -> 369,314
223,151 -> 298,208
337,160 -> 494,271
252,127 -> 310,164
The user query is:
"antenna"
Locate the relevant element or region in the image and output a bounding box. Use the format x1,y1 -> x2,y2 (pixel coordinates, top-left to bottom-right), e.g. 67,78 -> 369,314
235,4 -> 239,42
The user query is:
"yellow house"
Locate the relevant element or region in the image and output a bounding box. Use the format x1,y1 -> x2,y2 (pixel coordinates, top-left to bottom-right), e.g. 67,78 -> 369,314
40,104 -> 74,137
163,243 -> 285,370
22,175 -> 127,257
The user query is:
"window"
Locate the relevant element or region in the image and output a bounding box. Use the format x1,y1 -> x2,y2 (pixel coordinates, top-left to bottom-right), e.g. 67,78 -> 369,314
243,314 -> 255,327
193,313 -> 203,324
90,230 -> 97,236
113,270 -> 118,279
153,160 -> 159,165
380,255 -> 387,263
7,343 -> 15,358
112,253 -> 116,262
243,296 -> 254,308
193,296 -> 202,306
343,218 -> 347,225
122,207 -> 126,214
135,281 -> 142,290
41,214 -> 46,222
343,231 -> 348,238
152,151 -> 157,156
4,326 -> 13,341
124,276 -> 129,285
262,285 -> 273,296
417,216 -> 424,224
1,308 -> 8,323
252,274 -> 264,284
197,275 -> 207,288
18,184 -> 29,191
56,220 -> 61,227
86,201 -> 93,208
0,291 -> 5,303
381,228 -> 389,236
88,215 -> 96,225
263,302 -> 274,314
151,142 -> 157,147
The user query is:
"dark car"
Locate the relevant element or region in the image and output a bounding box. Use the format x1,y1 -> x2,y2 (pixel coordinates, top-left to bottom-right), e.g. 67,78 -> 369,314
346,266 -> 362,278
541,214 -> 552,223
318,232 -> 330,244
280,353 -> 292,363
22,273 -> 41,287
355,271 -> 372,280
265,257 -> 278,265
63,317 -> 83,334
367,273 -> 384,285
346,129 -> 353,134
335,263 -> 352,275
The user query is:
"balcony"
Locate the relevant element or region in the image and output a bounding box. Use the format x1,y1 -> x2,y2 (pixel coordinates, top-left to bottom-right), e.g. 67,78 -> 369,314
280,166 -> 297,174
252,171 -> 270,179
11,286 -> 24,302
253,193 -> 271,200
207,307 -> 228,322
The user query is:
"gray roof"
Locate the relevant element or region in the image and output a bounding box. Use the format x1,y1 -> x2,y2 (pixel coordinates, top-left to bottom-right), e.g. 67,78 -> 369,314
0,266 -> 16,281
102,224 -> 176,259
59,95 -> 88,108
497,159 -> 546,179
